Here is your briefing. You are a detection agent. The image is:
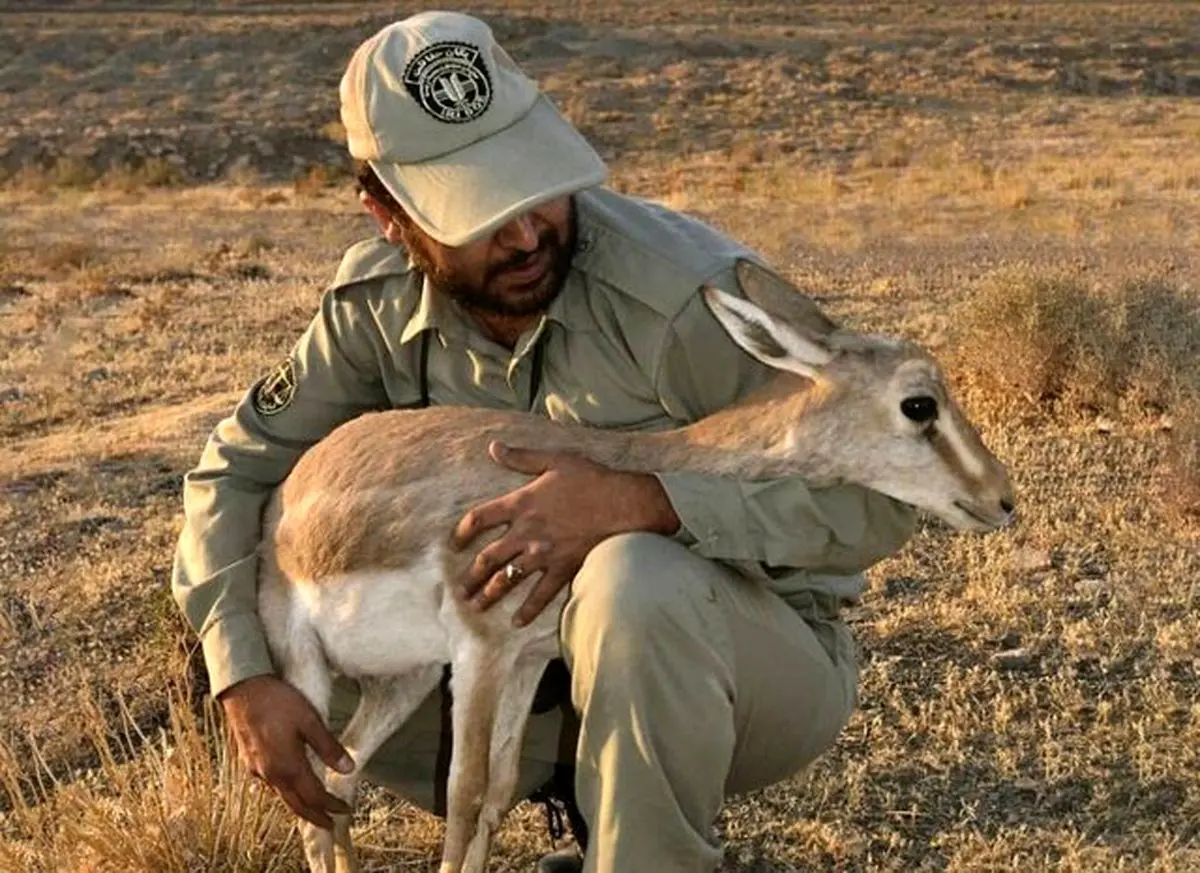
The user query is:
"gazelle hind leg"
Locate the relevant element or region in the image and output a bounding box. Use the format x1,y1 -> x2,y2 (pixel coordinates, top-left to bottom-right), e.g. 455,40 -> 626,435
459,654 -> 552,873
439,642 -> 512,873
269,622 -> 344,873
316,666 -> 444,873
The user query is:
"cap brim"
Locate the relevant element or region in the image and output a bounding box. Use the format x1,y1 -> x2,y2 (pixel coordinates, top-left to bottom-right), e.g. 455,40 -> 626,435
370,96 -> 607,247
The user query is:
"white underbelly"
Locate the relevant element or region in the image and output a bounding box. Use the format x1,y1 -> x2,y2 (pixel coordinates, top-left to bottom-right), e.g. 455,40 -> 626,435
294,545 -> 562,679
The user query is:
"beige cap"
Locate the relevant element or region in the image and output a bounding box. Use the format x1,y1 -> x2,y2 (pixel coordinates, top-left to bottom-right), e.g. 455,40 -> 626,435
339,11 -> 608,247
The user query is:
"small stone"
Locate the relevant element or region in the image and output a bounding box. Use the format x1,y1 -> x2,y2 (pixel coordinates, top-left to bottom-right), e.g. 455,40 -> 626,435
1094,417 -> 1115,434
83,367 -> 111,383
992,648 -> 1033,670
0,387 -> 23,403
1010,547 -> 1053,573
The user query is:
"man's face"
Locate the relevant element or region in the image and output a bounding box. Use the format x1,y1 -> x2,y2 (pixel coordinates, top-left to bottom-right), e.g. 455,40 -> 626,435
399,197 -> 576,319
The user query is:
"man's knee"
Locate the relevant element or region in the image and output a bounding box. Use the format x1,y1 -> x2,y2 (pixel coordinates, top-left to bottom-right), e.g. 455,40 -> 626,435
562,532 -> 719,658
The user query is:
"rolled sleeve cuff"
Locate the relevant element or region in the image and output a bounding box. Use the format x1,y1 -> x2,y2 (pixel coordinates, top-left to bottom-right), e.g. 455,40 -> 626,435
200,612 -> 277,698
654,471 -> 750,553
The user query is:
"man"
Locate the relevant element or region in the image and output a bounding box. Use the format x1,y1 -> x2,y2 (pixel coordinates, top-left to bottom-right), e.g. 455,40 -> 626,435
171,11 -> 916,873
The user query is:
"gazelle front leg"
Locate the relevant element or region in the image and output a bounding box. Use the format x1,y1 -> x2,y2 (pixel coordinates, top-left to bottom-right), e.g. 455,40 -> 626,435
459,653 -> 553,873
300,666 -> 443,873
439,639 -> 514,873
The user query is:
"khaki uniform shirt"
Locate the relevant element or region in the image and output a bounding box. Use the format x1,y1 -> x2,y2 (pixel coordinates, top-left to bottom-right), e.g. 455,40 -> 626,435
172,187 -> 916,697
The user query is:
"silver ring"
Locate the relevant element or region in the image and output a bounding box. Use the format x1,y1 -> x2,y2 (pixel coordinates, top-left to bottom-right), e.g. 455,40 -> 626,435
504,562 -> 524,584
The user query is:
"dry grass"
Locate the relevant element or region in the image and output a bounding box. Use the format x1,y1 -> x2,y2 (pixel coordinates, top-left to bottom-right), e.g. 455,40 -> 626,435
1159,397 -> 1200,526
0,681 -> 302,873
947,269 -> 1200,423
3,157 -> 188,193
1,1 -> 1199,870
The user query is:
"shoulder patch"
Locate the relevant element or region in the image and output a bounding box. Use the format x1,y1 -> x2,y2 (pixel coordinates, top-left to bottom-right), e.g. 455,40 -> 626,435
252,359 -> 297,416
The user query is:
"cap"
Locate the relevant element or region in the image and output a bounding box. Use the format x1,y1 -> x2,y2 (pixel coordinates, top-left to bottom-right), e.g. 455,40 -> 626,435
339,11 -> 608,246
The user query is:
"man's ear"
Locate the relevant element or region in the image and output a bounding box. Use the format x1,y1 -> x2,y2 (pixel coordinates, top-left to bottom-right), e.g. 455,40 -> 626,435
360,191 -> 406,246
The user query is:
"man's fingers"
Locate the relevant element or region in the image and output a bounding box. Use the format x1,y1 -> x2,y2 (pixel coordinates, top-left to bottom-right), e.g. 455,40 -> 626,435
471,566 -> 525,612
299,710 -> 355,774
463,537 -> 524,596
295,765 -> 353,817
515,570 -> 570,627
488,441 -> 559,475
452,498 -> 514,550
470,541 -> 550,612
279,786 -> 336,831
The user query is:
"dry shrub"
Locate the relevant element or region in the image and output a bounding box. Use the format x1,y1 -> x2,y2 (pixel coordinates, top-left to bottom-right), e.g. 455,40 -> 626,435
948,268 -> 1200,422
35,240 -> 105,273
100,158 -> 187,192
946,269 -> 1116,418
7,157 -> 101,192
1118,278 -> 1200,411
0,683 -> 300,873
292,162 -> 348,198
319,119 -> 347,143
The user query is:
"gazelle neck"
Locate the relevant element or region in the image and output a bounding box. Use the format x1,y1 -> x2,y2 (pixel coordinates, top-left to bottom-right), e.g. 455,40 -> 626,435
591,374 -> 845,485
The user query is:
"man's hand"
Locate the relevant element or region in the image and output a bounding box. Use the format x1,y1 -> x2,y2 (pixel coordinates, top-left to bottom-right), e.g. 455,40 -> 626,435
220,674 -> 355,829
452,441 -> 680,626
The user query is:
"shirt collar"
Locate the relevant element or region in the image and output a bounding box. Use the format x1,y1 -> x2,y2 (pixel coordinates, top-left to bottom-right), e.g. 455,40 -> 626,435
399,272 -> 465,346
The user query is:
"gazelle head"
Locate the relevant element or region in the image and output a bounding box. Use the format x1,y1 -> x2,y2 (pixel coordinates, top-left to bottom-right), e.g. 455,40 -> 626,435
704,259 -> 1015,532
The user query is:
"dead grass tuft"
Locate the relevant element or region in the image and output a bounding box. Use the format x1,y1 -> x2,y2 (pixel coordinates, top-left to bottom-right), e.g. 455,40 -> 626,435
3,158 -> 187,193
992,173 -> 1036,210
36,240 -> 105,273
947,269 -> 1115,417
948,269 -> 1200,422
319,119 -> 346,144
99,158 -> 188,192
0,681 -> 301,873
292,162 -> 349,198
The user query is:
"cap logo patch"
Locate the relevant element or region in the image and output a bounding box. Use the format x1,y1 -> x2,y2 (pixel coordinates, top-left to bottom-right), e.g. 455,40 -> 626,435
253,359 -> 297,416
404,41 -> 493,124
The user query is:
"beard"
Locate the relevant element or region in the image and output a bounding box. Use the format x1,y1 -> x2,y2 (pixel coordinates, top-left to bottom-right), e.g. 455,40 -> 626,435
404,208 -> 577,318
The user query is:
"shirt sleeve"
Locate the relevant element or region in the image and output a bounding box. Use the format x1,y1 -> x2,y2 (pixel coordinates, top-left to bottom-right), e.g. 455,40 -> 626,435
171,287 -> 404,697
652,271 -> 917,577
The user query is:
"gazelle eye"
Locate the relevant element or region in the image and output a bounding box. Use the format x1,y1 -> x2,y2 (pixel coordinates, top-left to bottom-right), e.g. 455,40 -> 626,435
901,395 -> 938,424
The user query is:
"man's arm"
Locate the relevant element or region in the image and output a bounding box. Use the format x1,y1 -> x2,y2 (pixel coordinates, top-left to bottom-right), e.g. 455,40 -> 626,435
652,279 -> 917,577
172,286 -> 399,697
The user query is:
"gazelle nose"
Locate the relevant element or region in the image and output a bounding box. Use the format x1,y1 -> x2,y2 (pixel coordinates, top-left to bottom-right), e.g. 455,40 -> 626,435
1000,497 -> 1015,515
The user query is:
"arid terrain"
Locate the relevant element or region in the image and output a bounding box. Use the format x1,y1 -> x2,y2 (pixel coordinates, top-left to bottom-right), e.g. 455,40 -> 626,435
1,1 -> 1198,871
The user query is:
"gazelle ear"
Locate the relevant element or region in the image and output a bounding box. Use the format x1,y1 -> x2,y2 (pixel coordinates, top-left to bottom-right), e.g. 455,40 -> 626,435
702,285 -> 834,379
734,259 -> 840,340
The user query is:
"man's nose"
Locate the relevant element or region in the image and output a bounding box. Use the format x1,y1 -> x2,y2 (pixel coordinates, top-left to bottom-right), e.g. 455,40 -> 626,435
496,214 -> 539,251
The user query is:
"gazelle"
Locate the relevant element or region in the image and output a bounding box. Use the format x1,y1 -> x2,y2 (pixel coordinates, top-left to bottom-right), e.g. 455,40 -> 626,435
257,259 -> 1014,873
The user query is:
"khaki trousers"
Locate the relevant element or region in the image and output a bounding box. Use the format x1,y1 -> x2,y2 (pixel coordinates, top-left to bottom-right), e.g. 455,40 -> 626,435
329,533 -> 858,873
